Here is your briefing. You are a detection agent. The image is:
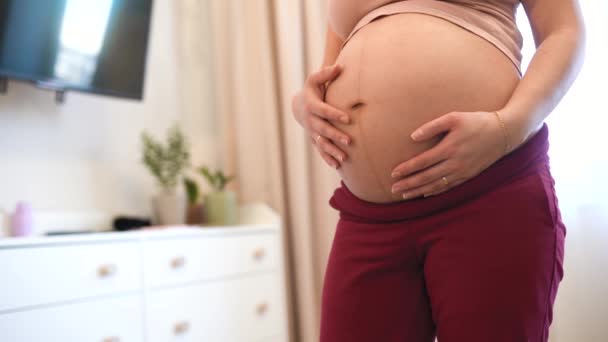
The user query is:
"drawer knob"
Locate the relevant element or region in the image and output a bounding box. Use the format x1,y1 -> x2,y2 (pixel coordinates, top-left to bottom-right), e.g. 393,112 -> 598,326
174,321 -> 190,335
170,256 -> 187,269
97,264 -> 117,278
101,337 -> 120,342
256,302 -> 269,316
252,248 -> 266,261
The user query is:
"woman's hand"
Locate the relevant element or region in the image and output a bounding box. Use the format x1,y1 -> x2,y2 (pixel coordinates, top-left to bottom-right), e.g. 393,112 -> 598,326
292,64 -> 352,169
390,111 -> 508,199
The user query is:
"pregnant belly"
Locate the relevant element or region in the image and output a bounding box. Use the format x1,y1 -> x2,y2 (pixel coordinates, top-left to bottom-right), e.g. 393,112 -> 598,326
325,13 -> 520,203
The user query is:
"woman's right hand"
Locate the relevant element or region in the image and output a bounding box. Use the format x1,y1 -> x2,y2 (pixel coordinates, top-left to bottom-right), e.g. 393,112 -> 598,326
291,63 -> 351,169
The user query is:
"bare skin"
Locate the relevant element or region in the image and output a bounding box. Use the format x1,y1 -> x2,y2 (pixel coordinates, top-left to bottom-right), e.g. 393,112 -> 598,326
291,0 -> 585,202
323,13 -> 520,202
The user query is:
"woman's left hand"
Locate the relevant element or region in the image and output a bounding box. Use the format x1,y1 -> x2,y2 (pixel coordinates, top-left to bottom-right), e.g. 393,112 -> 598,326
390,110 -> 508,200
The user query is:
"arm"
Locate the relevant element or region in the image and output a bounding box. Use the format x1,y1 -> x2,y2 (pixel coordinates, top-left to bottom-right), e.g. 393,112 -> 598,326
499,0 -> 586,150
389,0 -> 586,199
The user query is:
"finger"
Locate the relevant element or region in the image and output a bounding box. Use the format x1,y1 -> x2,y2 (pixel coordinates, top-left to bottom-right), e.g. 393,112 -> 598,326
424,177 -> 465,197
400,173 -> 458,200
314,133 -> 347,163
411,112 -> 459,142
309,64 -> 342,85
424,189 -> 444,197
312,136 -> 340,168
309,100 -> 350,124
309,116 -> 351,146
391,144 -> 448,178
391,159 -> 452,194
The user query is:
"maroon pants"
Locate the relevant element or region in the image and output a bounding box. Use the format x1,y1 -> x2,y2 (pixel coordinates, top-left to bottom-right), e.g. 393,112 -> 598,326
321,123 -> 566,342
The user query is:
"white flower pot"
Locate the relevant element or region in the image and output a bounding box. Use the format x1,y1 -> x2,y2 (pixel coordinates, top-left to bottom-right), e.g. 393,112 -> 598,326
152,191 -> 186,225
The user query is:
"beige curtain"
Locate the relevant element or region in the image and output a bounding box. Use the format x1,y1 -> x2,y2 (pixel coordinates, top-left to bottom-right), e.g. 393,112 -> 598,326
174,1 -> 340,341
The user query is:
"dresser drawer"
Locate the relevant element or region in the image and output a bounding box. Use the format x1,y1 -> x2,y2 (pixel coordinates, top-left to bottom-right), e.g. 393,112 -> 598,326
0,242 -> 141,311
144,233 -> 279,287
0,294 -> 143,342
146,273 -> 285,342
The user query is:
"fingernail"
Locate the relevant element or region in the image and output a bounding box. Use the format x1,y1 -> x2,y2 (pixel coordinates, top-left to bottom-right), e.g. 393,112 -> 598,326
391,186 -> 399,194
340,115 -> 350,124
341,138 -> 349,145
391,171 -> 400,178
402,193 -> 413,200
337,155 -> 344,162
411,130 -> 421,141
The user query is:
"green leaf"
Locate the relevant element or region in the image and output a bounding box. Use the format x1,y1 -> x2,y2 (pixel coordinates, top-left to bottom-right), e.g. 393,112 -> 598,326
198,166 -> 216,189
196,166 -> 235,192
183,178 -> 199,204
140,124 -> 191,192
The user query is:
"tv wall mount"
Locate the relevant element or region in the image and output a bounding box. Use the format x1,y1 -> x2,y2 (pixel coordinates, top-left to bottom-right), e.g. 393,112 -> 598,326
0,77 -> 67,104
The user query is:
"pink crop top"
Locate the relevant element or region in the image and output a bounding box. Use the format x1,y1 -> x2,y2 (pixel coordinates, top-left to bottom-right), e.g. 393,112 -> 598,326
328,0 -> 524,75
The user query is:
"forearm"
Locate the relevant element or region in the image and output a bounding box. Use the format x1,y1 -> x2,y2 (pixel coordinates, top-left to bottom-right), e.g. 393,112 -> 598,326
499,27 -> 586,150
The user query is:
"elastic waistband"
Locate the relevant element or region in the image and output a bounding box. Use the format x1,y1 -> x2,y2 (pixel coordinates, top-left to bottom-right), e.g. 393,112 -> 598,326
329,122 -> 550,223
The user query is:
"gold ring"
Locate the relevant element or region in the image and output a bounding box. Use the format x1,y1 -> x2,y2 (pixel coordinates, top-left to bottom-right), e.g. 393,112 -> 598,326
315,134 -> 322,143
441,176 -> 449,186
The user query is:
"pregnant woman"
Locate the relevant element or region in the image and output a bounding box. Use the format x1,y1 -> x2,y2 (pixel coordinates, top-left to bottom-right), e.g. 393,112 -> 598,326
292,0 -> 584,341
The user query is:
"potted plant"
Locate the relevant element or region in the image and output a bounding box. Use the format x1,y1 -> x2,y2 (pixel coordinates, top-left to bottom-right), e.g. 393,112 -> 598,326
141,124 -> 190,225
183,177 -> 205,224
199,166 -> 237,226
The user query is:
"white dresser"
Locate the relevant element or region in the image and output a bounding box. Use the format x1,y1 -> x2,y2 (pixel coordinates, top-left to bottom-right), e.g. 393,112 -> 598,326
0,203 -> 288,342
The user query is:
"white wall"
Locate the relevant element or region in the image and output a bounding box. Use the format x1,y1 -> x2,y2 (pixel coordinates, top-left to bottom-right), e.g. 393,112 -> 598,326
517,3 -> 608,341
0,0 -> 217,227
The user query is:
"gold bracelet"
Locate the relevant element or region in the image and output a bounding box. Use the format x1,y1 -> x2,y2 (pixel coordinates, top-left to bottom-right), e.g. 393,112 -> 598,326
493,110 -> 511,155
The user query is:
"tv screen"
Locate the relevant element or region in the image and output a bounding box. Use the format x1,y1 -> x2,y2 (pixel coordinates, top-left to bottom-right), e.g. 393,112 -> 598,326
0,0 -> 153,100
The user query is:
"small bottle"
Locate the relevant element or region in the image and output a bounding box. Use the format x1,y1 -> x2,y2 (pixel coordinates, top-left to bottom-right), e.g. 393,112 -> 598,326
10,201 -> 34,237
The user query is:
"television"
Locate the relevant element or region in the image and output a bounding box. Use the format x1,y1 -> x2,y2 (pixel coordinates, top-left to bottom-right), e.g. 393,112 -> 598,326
0,0 -> 153,101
